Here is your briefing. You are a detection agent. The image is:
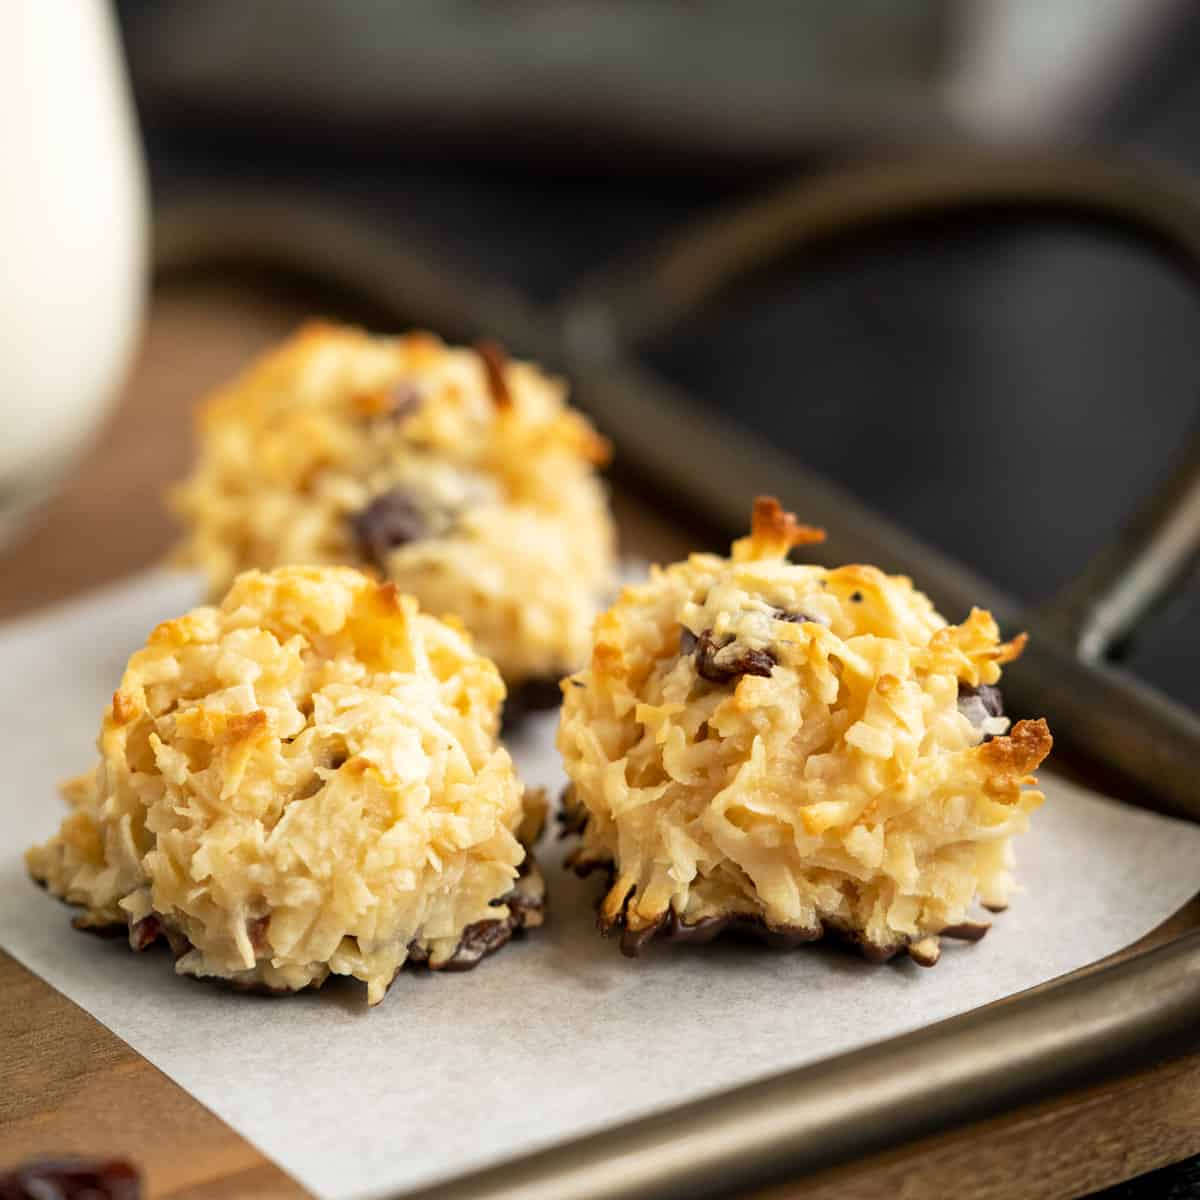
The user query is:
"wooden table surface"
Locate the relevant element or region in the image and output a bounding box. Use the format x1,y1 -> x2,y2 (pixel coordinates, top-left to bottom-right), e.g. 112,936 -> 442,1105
1,281 -> 1198,1199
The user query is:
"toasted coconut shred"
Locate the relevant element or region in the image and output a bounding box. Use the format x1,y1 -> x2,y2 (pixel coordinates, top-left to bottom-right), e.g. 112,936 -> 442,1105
26,566 -> 544,1004
558,498 -> 1052,965
170,323 -> 616,687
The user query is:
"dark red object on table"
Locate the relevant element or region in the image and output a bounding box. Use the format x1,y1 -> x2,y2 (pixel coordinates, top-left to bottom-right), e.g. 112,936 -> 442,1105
0,1158 -> 140,1200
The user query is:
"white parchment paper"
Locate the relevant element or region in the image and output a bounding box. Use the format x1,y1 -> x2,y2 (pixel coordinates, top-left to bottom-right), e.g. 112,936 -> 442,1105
2,571 -> 1198,1199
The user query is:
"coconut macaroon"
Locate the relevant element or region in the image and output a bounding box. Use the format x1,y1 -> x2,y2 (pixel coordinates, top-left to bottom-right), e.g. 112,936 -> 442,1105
558,497 -> 1051,967
170,323 -> 616,698
26,565 -> 545,1005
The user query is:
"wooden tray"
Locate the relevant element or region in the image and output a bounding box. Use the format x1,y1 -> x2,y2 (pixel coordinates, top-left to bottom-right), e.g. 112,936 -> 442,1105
2,282 -> 1198,1199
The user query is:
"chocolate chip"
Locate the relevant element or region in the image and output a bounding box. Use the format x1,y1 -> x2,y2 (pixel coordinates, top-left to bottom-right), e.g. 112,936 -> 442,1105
474,340 -> 512,408
128,915 -> 161,952
386,381 -> 421,420
694,629 -> 775,684
772,607 -> 830,627
162,926 -> 193,958
0,1158 -> 141,1200
350,488 -> 427,568
680,622 -> 776,683
127,915 -> 191,959
247,915 -> 270,957
422,853 -> 546,972
557,785 -> 589,839
444,917 -> 515,969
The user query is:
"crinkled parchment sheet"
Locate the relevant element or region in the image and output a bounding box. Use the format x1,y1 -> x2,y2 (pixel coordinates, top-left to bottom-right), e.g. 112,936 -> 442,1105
2,571 -> 1198,1199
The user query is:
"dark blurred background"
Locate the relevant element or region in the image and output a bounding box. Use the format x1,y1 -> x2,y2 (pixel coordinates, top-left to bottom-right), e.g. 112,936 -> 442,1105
115,0 -> 1200,714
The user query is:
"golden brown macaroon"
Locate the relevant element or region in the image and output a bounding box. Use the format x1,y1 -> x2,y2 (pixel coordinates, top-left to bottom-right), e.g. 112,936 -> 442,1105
558,497 -> 1051,966
27,565 -> 545,1005
170,323 -> 616,697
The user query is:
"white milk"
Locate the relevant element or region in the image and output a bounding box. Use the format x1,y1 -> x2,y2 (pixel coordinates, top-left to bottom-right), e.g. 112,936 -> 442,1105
0,0 -> 146,539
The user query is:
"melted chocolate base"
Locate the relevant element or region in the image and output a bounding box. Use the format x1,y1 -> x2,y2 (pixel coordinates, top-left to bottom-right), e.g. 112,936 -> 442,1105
65,851 -> 546,1001
406,853 -> 546,975
602,888 -> 913,964
561,804 -> 992,967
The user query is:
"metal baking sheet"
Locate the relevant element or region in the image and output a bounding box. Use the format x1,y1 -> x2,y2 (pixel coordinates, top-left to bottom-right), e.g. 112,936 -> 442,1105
1,569 -> 1198,1199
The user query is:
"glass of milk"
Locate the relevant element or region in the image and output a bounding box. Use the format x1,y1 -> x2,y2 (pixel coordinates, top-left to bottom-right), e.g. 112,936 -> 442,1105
0,1 -> 146,546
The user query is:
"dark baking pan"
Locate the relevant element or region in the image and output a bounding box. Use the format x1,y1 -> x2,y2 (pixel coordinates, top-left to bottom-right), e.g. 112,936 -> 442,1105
153,151 -> 1200,1199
